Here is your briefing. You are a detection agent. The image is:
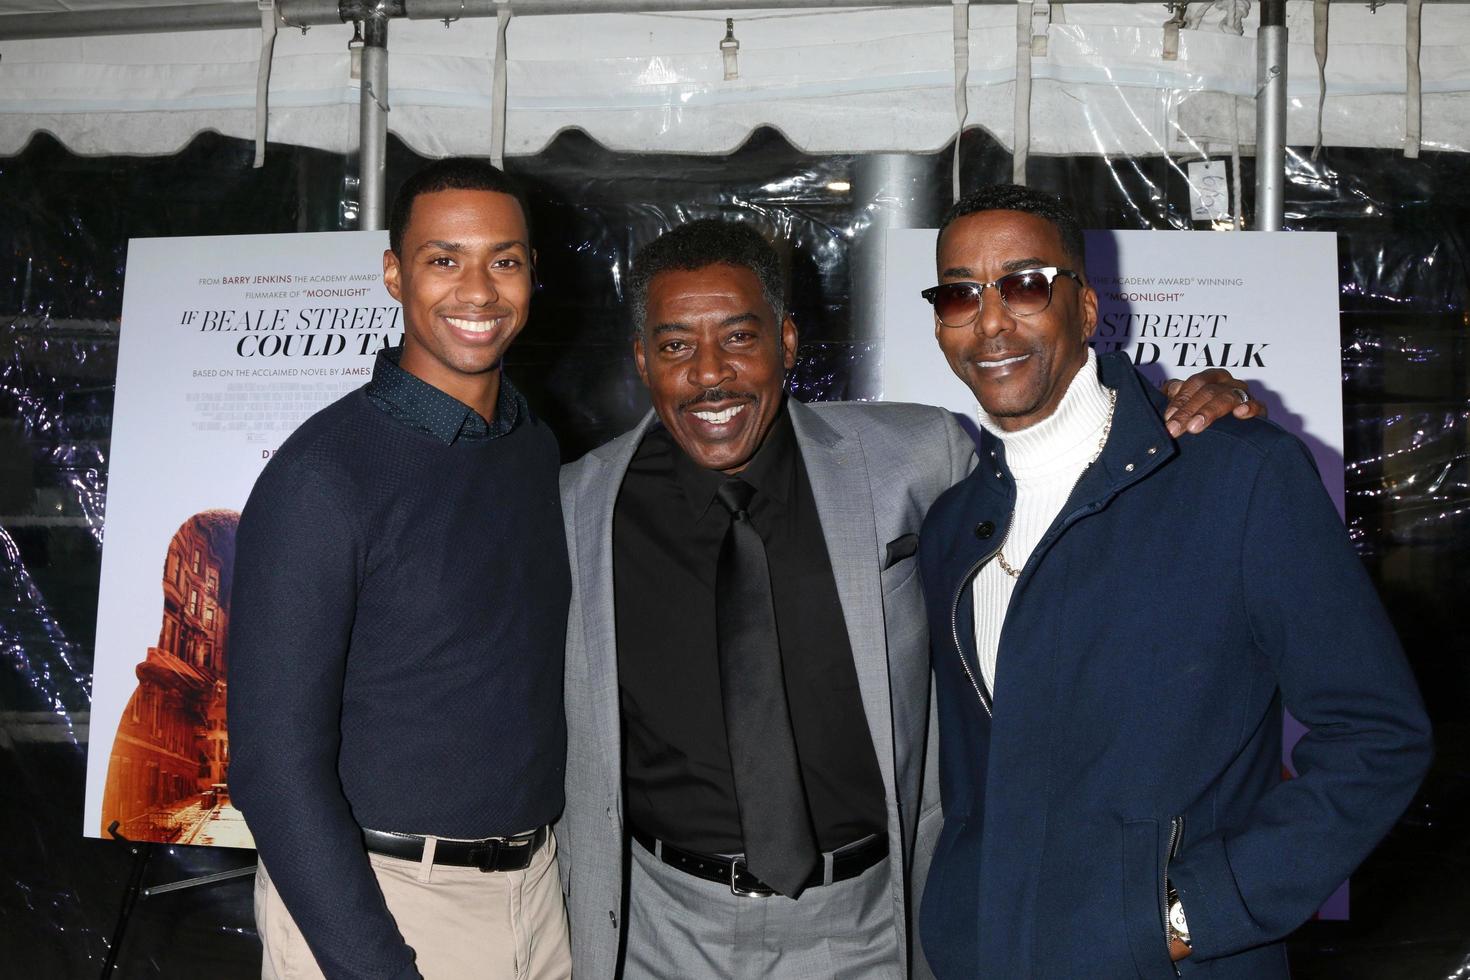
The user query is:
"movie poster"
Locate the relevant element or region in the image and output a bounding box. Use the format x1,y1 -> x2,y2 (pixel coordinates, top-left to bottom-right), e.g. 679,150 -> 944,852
83,230 -> 399,847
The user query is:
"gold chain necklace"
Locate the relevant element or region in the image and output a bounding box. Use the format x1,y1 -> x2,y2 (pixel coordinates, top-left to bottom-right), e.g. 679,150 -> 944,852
994,387 -> 1118,580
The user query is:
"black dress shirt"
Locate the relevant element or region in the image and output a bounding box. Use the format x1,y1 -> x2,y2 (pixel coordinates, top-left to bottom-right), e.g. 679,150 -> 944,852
365,344 -> 523,443
613,404 -> 886,854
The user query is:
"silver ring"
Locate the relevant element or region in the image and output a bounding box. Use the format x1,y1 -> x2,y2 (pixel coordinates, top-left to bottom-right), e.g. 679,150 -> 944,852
1233,388 -> 1251,405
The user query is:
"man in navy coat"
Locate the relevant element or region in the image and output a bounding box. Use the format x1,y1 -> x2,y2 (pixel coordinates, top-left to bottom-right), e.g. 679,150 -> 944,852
915,184 -> 1431,978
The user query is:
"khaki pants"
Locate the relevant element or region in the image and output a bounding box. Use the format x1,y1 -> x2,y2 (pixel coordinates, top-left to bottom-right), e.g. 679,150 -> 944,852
254,831 -> 571,980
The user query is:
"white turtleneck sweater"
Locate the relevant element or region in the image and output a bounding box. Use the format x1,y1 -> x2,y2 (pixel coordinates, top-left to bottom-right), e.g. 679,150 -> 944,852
973,348 -> 1115,697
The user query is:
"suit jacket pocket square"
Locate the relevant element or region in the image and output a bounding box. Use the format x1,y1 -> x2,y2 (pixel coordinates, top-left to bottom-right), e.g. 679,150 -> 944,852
884,533 -> 919,569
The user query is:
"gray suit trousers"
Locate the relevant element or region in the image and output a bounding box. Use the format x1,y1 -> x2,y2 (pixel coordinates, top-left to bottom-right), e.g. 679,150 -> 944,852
625,839 -> 901,980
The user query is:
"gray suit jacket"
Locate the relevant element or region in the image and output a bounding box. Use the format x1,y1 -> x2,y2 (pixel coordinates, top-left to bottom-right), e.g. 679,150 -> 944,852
557,398 -> 974,980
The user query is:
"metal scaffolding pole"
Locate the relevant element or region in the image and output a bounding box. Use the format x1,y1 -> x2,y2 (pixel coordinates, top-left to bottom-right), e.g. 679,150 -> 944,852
1254,0 -> 1288,231
4,0 -> 1455,43
0,3 -> 270,39
850,153 -> 944,339
849,153 -> 948,396
357,9 -> 390,231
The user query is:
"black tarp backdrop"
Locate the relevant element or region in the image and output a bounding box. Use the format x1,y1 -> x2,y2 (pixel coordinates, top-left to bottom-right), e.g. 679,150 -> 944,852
1,128 -> 1465,978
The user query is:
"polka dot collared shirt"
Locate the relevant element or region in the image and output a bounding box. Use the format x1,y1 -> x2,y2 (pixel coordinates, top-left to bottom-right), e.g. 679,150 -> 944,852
364,345 -> 524,445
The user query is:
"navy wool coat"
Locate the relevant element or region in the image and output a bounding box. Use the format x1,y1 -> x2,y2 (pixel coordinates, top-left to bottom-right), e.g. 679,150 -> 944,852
917,352 -> 1431,979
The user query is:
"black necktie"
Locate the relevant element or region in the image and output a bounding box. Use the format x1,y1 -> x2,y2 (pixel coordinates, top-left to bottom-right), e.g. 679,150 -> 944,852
713,477 -> 819,897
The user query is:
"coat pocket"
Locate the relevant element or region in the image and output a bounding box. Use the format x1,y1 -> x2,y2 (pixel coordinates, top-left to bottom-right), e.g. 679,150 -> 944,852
1121,818 -> 1179,980
919,812 -> 976,980
884,532 -> 920,568
880,550 -> 921,596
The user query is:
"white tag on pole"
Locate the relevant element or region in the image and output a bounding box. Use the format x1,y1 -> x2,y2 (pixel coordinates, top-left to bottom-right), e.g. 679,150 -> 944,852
1030,0 -> 1051,57
348,21 -> 364,80
721,18 -> 740,81
1187,159 -> 1230,223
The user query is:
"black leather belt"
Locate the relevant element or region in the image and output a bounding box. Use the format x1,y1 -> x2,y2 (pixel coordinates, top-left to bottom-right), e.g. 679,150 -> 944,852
632,828 -> 887,897
362,826 -> 546,873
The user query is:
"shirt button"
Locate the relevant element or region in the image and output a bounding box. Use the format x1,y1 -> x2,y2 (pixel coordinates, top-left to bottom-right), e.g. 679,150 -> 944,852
974,521 -> 995,539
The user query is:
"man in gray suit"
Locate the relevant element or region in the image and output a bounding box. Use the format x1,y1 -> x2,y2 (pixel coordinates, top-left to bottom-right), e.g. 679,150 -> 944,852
557,219 -> 1257,980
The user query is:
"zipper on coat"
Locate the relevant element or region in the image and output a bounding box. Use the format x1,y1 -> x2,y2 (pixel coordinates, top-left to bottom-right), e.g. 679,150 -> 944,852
1163,814 -> 1185,977
959,473 -> 1112,718
948,524 -> 1008,719
950,432 -> 1144,722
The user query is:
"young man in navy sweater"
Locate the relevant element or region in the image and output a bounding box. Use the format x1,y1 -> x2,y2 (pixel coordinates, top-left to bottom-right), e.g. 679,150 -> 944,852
229,159 -> 572,980
916,185 -> 1430,978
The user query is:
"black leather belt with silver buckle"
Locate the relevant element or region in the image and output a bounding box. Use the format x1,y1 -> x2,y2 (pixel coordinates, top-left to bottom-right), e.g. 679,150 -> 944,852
362,826 -> 546,873
631,828 -> 887,897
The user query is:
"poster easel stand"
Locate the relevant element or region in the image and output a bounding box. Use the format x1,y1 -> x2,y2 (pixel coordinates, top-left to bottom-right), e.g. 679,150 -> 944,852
101,822 -> 255,978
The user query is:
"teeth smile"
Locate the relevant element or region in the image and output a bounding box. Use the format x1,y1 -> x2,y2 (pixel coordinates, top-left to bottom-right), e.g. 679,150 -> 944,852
692,404 -> 747,425
978,354 -> 1029,369
447,316 -> 499,333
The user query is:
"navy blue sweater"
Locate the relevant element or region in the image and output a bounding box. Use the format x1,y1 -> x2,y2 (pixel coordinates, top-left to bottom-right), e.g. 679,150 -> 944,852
228,385 -> 569,980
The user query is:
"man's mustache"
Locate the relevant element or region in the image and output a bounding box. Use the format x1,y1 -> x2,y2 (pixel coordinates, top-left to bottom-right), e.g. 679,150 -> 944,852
679,389 -> 756,411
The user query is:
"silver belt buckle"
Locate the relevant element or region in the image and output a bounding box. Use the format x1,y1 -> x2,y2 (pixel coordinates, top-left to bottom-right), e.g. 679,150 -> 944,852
728,856 -> 774,898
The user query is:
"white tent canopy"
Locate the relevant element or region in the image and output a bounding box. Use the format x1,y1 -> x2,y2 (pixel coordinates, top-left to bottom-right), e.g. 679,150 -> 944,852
1,1 -> 1467,159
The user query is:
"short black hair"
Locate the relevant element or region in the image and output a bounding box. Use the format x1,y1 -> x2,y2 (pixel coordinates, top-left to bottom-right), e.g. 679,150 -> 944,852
628,219 -> 788,336
388,157 -> 530,256
937,184 -> 1087,276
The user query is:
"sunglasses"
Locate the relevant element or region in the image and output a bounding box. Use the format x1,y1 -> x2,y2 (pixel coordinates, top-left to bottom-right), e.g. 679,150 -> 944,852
920,267 -> 1083,327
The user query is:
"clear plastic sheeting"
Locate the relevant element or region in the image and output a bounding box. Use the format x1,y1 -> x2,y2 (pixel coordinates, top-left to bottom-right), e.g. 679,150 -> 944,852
1,3 -> 1469,158
2,127 -> 1467,978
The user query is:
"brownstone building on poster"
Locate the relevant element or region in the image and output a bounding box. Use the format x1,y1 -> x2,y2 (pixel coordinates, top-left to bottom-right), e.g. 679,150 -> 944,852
101,509 -> 241,844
